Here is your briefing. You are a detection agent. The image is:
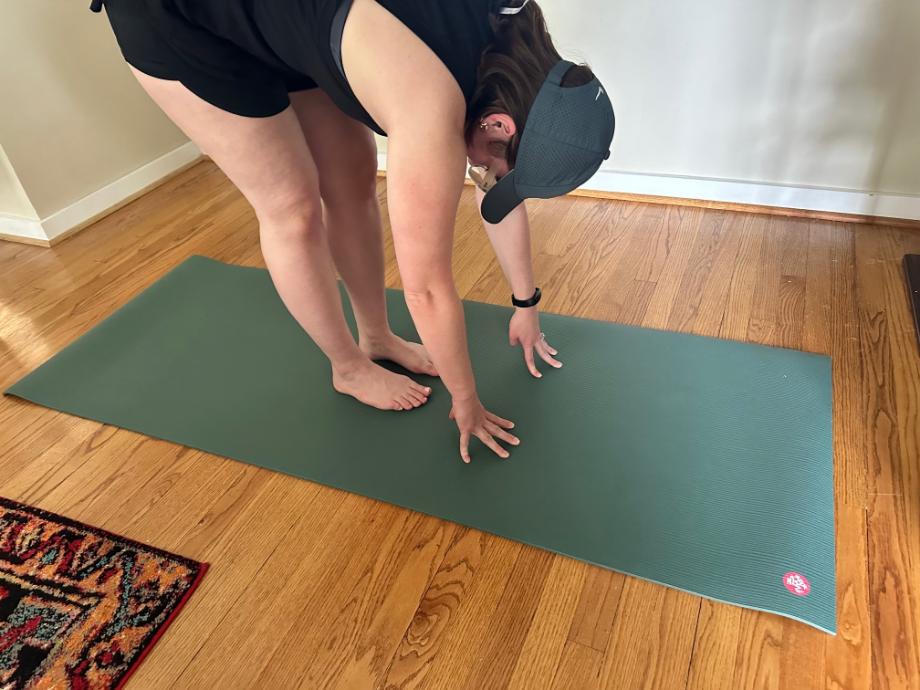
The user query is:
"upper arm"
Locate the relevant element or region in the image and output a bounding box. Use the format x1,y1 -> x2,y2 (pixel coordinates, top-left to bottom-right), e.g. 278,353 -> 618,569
386,124 -> 467,295
341,0 -> 470,294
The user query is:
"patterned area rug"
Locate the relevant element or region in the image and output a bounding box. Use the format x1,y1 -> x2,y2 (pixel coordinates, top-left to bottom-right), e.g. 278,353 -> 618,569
0,497 -> 207,689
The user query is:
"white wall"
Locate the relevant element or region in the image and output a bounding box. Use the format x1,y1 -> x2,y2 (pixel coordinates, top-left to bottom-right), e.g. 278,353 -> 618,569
0,1 -> 193,240
0,146 -> 38,221
539,0 -> 920,198
4,0 -> 919,242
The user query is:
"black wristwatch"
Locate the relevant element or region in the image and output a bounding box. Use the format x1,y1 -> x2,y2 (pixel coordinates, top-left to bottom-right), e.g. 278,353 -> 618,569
512,287 -> 541,308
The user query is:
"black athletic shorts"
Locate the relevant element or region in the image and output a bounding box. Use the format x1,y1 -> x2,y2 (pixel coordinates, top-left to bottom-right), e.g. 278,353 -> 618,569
97,0 -> 354,119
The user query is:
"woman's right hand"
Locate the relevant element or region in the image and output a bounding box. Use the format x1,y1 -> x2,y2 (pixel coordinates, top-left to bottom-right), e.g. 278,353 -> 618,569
448,395 -> 520,463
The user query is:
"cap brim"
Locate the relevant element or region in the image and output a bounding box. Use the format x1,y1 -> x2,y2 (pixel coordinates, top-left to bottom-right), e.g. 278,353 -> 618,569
480,170 -> 523,225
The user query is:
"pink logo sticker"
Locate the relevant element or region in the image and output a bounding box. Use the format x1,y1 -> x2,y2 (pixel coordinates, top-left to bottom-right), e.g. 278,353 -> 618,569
783,571 -> 811,596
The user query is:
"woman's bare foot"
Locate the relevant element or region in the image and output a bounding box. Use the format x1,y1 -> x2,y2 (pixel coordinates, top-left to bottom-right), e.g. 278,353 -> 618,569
332,359 -> 432,410
360,333 -> 438,377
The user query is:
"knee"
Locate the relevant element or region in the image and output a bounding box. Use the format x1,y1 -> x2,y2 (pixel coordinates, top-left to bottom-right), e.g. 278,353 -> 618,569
319,140 -> 379,209
257,195 -> 325,244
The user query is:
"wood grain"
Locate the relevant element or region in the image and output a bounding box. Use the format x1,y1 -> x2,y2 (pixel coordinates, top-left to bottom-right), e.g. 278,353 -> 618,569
2,159 -> 918,688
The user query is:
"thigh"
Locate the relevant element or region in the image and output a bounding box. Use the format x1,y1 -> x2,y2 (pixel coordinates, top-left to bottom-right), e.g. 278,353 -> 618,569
129,67 -> 322,223
289,88 -> 378,206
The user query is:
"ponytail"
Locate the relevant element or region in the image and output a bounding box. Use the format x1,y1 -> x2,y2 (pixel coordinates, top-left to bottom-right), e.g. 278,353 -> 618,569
468,1 -> 595,165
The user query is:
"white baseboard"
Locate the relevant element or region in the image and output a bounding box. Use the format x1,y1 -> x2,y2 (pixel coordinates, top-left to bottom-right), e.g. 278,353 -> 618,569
0,214 -> 46,242
377,153 -> 920,221
42,141 -> 202,242
1,141 -> 202,245
7,147 -> 915,246
588,168 -> 920,221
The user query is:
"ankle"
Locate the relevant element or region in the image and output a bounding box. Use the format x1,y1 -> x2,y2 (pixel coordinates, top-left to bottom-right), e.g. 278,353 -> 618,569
331,354 -> 373,379
358,329 -> 395,349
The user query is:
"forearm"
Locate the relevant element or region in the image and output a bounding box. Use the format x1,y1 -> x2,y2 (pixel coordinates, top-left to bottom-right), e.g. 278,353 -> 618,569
384,117 -> 479,400
403,284 -> 477,400
475,186 -> 535,299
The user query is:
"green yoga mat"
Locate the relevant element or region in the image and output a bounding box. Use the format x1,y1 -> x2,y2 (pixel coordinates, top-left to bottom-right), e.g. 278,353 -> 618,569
5,255 -> 836,633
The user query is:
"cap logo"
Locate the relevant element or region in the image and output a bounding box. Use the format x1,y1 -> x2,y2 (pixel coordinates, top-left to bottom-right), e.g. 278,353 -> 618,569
595,86 -> 604,101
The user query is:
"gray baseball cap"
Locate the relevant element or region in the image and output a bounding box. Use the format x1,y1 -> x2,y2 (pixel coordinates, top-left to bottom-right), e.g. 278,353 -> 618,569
480,59 -> 615,224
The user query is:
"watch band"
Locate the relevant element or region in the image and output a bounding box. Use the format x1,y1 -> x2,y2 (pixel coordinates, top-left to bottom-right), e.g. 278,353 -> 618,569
512,287 -> 541,308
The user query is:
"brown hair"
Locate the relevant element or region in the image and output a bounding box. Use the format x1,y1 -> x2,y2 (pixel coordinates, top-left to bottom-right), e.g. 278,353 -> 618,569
466,1 -> 596,166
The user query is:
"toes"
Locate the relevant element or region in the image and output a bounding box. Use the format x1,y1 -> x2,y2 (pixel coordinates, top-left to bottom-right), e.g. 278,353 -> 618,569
407,390 -> 428,406
412,382 -> 432,397
410,389 -> 429,405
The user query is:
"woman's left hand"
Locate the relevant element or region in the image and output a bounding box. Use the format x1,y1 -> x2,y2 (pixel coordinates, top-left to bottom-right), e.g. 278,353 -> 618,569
508,307 -> 562,378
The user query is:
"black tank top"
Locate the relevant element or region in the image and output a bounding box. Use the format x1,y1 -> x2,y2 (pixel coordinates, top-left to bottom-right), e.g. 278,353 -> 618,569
167,0 -> 496,136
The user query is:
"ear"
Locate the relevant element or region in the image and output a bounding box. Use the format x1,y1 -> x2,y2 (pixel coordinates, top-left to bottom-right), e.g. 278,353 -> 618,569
483,113 -> 517,138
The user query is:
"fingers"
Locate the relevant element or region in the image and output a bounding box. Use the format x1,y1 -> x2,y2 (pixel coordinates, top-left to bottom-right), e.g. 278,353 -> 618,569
540,336 -> 558,356
476,429 -> 510,459
485,410 -> 515,429
457,417 -> 518,463
460,431 -> 471,464
486,420 -> 520,447
524,346 -> 542,378
535,340 -> 563,369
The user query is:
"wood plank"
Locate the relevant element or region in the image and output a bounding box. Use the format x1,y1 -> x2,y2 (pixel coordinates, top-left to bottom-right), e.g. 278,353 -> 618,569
381,528 -> 487,689
550,641 -> 605,690
803,220 -> 872,690
825,503 -> 872,690
117,475 -> 328,688
458,547 -> 555,689
598,579 -> 700,690
567,568 -> 626,651
282,511 -> 454,690
506,557 -> 587,690
857,225 -> 920,690
666,208 -> 735,334
686,603 -> 742,690
388,537 -> 523,689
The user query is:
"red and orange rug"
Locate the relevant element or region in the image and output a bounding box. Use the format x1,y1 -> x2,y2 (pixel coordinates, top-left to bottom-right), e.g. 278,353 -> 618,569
0,497 -> 207,689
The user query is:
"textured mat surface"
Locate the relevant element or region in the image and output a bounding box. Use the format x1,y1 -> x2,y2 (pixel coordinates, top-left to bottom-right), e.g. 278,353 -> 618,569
5,256 -> 836,632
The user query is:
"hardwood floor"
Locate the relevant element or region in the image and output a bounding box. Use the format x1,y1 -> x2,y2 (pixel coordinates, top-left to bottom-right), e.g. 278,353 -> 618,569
1,159 -> 918,689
